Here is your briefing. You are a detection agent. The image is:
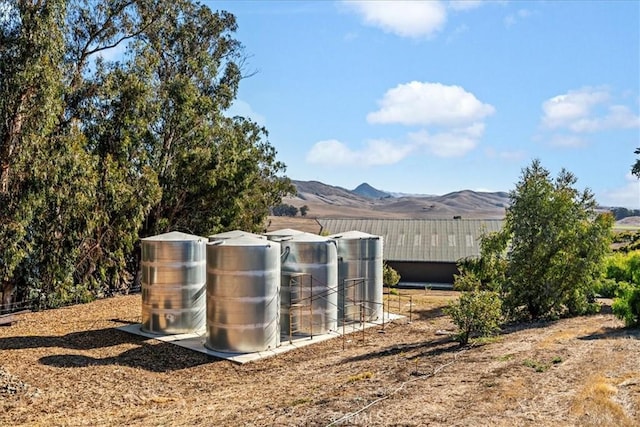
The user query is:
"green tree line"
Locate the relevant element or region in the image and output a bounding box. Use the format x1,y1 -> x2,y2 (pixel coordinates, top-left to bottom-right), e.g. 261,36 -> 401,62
0,0 -> 292,308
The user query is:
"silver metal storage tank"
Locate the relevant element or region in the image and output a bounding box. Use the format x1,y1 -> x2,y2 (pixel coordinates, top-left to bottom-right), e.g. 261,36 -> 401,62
279,234 -> 338,336
264,228 -> 305,241
329,231 -> 384,323
208,229 -> 266,242
141,231 -> 206,334
205,236 -> 281,353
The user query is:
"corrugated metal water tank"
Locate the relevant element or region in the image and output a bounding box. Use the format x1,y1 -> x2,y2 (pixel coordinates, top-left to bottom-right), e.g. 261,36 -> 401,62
279,234 -> 338,335
329,231 -> 384,323
141,231 -> 206,334
208,229 -> 266,242
205,236 -> 281,353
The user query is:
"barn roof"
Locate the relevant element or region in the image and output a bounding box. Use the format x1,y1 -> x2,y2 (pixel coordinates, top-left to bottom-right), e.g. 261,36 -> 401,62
318,218 -> 504,263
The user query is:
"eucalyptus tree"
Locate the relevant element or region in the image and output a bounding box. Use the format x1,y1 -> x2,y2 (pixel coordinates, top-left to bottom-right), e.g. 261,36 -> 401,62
0,0 -> 292,307
0,0 -> 97,306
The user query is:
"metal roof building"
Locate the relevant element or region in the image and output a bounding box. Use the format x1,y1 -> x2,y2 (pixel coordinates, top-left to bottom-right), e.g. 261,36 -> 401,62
318,218 -> 505,285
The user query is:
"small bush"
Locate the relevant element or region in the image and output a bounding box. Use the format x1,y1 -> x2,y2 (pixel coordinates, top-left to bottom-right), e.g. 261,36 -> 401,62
523,359 -> 549,373
444,290 -> 502,346
612,284 -> 640,327
347,372 -> 373,383
383,263 -> 401,287
551,356 -> 563,364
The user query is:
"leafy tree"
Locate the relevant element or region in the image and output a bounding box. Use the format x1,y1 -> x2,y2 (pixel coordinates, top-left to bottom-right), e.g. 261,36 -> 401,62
383,263 -> 400,287
610,207 -> 640,221
0,0 -> 292,308
633,147 -> 640,178
0,0 -> 95,306
300,205 -> 309,217
272,203 -> 299,217
458,230 -> 509,293
479,160 -> 613,320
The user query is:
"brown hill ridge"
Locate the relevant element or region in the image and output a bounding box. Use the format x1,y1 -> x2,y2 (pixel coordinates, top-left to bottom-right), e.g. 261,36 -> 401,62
284,180 -> 509,219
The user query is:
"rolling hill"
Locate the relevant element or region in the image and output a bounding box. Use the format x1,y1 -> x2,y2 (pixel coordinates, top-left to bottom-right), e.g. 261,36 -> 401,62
284,180 -> 509,219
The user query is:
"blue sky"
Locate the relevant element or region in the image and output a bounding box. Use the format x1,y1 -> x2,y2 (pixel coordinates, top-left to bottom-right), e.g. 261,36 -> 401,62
207,1 -> 640,208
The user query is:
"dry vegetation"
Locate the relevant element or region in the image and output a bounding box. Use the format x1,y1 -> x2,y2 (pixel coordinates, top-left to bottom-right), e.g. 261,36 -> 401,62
1,290 -> 639,426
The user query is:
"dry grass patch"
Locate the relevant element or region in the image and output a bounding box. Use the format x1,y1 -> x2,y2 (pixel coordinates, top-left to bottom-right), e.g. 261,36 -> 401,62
1,292 -> 639,426
572,374 -> 636,427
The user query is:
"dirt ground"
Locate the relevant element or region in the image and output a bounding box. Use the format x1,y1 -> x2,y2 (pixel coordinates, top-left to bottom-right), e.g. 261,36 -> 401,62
1,290 -> 639,427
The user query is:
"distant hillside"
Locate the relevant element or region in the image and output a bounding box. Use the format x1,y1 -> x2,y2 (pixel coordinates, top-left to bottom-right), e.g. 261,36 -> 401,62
285,180 -> 509,219
430,190 -> 510,210
352,183 -> 391,199
291,180 -> 370,205
285,180 -> 637,221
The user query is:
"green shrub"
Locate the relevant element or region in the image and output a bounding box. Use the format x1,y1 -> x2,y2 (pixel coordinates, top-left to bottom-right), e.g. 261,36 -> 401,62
444,290 -> 503,346
594,279 -> 631,298
612,284 -> 640,327
452,269 -> 482,292
604,251 -> 640,284
383,263 -> 401,287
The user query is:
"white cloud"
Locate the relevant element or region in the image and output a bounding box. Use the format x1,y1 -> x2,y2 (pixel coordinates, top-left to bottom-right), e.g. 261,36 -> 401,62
541,87 -> 610,129
540,87 -> 639,134
367,81 -> 495,127
569,105 -> 640,132
306,138 -> 414,166
343,1 -> 447,38
599,173 -> 640,209
225,100 -> 267,126
408,124 -> 485,157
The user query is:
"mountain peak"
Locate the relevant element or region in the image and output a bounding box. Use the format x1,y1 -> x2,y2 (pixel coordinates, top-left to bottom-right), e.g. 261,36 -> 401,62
352,183 -> 392,199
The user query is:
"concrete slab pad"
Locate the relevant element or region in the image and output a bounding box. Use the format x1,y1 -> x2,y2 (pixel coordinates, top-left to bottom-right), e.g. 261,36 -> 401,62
119,313 -> 404,364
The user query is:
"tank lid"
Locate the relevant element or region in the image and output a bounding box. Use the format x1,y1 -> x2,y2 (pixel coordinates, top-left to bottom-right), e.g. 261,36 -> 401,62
276,232 -> 330,243
263,228 -> 305,236
208,229 -> 266,241
141,231 -> 205,241
328,230 -> 380,240
208,235 -> 280,247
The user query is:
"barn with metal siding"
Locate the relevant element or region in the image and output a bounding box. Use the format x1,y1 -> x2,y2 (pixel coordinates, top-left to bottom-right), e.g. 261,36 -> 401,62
318,219 -> 504,286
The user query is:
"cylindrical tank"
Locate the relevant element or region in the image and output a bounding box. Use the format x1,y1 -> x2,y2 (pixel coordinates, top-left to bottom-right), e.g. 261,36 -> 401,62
205,236 -> 281,353
279,234 -> 338,335
140,231 -> 206,334
329,231 -> 384,323
208,229 -> 266,242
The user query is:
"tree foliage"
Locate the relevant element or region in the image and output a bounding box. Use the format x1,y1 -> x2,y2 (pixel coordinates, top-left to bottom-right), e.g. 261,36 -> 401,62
383,263 -> 401,287
612,283 -> 640,327
0,0 -> 292,308
633,147 -> 640,179
473,160 -> 613,320
272,203 -> 299,217
444,287 -> 502,346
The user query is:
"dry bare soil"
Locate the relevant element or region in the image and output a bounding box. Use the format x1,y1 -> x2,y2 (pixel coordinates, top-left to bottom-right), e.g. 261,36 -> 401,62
1,291 -> 639,426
